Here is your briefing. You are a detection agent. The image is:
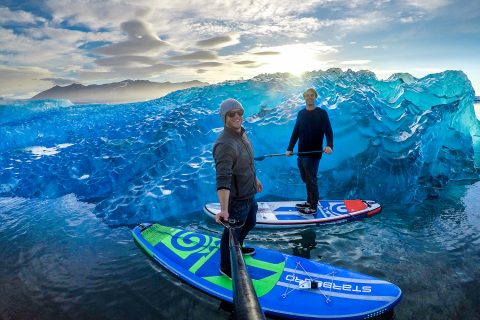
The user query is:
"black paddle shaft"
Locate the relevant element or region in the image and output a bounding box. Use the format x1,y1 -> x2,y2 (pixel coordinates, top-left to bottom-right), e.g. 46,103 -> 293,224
254,150 -> 324,161
223,219 -> 265,320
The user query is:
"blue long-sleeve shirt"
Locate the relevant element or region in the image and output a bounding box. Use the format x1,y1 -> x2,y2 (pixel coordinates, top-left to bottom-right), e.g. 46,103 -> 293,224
287,107 -> 333,158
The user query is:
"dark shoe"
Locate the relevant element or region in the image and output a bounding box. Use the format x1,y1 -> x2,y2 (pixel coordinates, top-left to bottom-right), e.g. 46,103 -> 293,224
295,202 -> 311,209
299,207 -> 317,214
219,267 -> 232,279
241,247 -> 256,256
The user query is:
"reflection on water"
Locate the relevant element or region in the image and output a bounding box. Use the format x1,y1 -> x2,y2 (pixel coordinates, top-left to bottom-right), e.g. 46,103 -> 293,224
1,181 -> 480,319
290,228 -> 317,259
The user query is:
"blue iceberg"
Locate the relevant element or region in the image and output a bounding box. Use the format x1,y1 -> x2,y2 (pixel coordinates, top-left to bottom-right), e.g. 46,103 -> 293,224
0,69 -> 478,226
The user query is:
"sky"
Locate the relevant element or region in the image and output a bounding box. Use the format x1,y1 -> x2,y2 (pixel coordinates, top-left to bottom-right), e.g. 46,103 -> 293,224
0,0 -> 479,99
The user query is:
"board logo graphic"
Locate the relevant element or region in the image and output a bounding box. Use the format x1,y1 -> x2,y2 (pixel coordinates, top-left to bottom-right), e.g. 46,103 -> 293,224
318,201 -> 347,217
285,274 -> 372,293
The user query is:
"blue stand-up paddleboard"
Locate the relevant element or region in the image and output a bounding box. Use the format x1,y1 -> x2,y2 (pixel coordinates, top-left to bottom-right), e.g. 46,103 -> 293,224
204,200 -> 381,228
132,224 -> 401,319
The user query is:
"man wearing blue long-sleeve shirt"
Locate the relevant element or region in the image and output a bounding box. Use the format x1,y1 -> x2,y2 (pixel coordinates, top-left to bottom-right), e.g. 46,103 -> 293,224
286,88 -> 333,214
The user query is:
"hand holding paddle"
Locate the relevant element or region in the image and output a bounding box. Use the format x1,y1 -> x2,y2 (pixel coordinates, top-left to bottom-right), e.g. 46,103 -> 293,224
219,217 -> 245,229
215,210 -> 229,224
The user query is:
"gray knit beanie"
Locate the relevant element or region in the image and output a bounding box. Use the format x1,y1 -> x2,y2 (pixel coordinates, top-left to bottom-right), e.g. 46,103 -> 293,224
219,98 -> 244,122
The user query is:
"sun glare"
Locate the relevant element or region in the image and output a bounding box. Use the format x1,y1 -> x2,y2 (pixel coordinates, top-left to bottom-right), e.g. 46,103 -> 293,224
257,44 -> 330,76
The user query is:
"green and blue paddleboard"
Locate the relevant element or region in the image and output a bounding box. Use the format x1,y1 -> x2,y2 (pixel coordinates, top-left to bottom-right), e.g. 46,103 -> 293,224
132,224 -> 401,319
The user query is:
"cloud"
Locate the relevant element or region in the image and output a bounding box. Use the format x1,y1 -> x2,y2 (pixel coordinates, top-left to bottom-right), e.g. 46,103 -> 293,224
196,35 -> 232,47
0,66 -> 53,98
169,50 -> 218,61
405,0 -> 449,11
145,1 -> 321,23
0,7 -> 46,25
46,0 -> 141,30
363,45 -> 377,49
186,16 -> 337,43
0,28 -> 95,82
399,16 -> 422,23
253,51 -> 280,56
96,55 -> 158,67
77,63 -> 175,81
235,60 -> 256,65
40,1 -> 325,55
190,62 -> 223,68
236,42 -> 339,75
94,19 -> 169,56
1,0 -> 479,98
195,34 -> 239,48
0,25 -> 109,71
41,78 -> 79,86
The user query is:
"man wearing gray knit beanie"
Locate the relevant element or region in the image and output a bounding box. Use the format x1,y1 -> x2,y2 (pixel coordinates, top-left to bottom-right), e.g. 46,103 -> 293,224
212,98 -> 263,278
219,98 -> 244,123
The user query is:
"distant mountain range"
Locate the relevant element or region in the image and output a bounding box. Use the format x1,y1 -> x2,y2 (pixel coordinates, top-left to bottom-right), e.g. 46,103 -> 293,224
31,79 -> 209,104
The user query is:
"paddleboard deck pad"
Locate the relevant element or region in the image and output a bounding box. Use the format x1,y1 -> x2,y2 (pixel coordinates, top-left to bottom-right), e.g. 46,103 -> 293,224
132,224 -> 401,320
204,200 -> 381,228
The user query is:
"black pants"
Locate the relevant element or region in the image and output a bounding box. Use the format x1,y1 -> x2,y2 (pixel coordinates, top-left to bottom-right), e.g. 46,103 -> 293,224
297,156 -> 320,210
220,197 -> 258,271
